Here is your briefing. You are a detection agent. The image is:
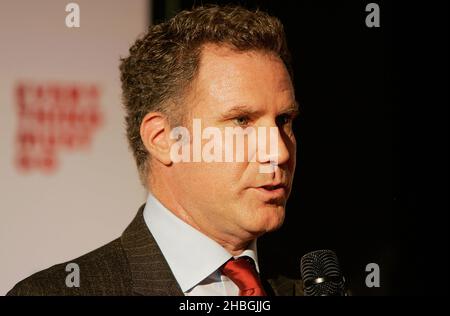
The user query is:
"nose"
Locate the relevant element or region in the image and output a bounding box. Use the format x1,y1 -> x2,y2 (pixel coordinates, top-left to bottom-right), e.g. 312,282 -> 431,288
276,128 -> 291,166
257,125 -> 291,173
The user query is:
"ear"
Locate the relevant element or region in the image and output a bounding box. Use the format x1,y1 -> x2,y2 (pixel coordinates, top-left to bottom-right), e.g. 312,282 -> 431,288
140,112 -> 173,166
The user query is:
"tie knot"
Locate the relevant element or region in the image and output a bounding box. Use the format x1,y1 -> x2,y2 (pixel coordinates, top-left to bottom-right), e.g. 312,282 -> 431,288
220,256 -> 266,296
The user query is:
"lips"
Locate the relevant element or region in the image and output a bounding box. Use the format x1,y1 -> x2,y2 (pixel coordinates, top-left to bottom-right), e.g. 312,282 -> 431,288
261,184 -> 285,190
252,183 -> 288,201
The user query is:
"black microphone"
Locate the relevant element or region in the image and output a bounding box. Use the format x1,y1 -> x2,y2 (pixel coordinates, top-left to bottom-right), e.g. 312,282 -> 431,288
300,249 -> 347,296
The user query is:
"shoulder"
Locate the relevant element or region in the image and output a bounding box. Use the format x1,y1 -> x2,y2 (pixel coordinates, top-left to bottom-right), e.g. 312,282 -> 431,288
7,238 -> 131,296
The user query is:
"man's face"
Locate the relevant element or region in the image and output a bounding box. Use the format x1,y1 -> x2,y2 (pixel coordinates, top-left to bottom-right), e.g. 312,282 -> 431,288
169,44 -> 297,243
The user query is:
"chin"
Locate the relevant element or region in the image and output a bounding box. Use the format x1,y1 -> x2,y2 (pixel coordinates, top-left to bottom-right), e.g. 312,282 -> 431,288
265,216 -> 285,233
246,205 -> 286,235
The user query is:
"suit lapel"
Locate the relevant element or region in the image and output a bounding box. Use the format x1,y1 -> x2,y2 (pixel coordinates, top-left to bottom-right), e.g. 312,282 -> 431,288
120,204 -> 184,296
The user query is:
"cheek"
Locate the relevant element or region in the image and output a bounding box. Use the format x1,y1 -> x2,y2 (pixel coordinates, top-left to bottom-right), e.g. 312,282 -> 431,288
288,136 -> 297,171
291,146 -> 297,171
180,162 -> 246,196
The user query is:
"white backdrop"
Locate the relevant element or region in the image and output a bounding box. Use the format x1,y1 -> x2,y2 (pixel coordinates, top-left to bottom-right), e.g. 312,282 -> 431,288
0,0 -> 149,295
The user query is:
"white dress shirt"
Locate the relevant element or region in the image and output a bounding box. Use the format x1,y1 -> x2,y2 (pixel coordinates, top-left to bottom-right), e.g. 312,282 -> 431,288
142,192 -> 260,296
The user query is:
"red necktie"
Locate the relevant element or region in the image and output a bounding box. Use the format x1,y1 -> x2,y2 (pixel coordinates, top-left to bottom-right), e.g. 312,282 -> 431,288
220,256 -> 267,296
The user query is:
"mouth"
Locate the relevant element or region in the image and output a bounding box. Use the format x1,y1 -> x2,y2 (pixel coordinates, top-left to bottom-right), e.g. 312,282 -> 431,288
252,183 -> 288,201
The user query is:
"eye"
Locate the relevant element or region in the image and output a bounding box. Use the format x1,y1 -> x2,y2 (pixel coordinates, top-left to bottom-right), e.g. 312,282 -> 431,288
233,116 -> 250,127
276,113 -> 293,126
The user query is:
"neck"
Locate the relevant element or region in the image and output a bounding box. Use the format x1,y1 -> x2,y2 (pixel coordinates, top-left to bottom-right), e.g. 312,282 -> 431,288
147,171 -> 255,257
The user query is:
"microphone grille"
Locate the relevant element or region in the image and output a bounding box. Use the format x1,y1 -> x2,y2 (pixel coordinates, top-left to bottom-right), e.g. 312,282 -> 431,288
300,249 -> 346,296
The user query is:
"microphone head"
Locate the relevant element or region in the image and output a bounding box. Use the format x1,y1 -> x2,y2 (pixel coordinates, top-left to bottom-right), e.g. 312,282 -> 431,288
300,249 -> 346,296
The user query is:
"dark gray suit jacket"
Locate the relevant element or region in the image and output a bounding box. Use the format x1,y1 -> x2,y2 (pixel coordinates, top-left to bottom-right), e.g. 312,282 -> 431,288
7,205 -> 303,296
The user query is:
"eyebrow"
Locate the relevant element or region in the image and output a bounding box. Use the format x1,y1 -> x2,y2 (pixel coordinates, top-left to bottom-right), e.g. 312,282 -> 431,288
282,102 -> 300,117
219,105 -> 264,119
220,102 -> 300,119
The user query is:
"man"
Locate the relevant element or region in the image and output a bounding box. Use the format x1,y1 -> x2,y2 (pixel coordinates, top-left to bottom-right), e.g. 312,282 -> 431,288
8,5 -> 302,296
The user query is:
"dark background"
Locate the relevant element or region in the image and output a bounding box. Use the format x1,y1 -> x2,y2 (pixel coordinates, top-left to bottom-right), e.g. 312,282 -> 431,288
151,0 -> 448,295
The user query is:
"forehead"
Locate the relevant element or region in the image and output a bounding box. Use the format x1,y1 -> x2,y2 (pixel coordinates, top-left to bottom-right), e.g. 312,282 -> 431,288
190,44 -> 294,111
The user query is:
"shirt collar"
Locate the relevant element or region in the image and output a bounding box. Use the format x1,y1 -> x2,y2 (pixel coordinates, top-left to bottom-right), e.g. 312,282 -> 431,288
142,192 -> 259,292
